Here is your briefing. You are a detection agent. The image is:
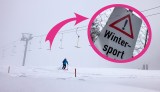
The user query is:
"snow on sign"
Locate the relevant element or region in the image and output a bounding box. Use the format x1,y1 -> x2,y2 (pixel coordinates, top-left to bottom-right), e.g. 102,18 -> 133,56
94,7 -> 142,60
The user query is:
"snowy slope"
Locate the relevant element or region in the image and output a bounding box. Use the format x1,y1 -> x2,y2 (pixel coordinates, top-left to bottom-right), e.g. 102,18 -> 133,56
0,66 -> 160,92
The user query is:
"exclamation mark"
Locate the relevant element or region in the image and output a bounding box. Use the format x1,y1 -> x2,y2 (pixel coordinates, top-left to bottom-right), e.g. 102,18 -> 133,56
122,20 -> 128,30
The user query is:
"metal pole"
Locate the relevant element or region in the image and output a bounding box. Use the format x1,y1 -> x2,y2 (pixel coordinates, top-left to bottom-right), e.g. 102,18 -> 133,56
8,66 -> 10,73
75,68 -> 76,77
146,64 -> 148,70
22,40 -> 28,66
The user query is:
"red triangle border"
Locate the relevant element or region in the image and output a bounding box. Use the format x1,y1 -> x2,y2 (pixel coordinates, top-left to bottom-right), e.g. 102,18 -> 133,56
109,14 -> 134,39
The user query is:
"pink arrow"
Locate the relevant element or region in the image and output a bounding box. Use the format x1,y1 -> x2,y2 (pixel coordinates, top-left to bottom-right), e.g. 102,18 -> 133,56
45,13 -> 88,49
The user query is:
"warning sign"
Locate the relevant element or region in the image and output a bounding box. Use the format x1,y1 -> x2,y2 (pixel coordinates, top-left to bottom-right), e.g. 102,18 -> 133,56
94,7 -> 142,60
109,14 -> 134,39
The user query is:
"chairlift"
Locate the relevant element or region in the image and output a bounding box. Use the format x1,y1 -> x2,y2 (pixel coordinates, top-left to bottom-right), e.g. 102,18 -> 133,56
11,42 -> 17,56
59,33 -> 63,49
46,42 -> 51,51
75,28 -> 80,48
39,37 -> 42,49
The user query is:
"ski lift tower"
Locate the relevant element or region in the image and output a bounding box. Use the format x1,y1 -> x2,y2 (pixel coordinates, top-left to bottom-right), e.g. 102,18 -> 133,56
21,33 -> 33,66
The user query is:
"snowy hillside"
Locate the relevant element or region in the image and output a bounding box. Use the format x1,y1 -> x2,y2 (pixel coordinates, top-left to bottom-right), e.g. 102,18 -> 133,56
0,66 -> 160,92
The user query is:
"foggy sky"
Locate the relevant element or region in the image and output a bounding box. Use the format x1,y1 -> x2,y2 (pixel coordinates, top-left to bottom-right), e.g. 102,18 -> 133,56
0,0 -> 160,69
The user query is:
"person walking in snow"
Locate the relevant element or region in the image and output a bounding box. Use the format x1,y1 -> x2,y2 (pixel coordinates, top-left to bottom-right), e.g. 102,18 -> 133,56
62,58 -> 68,70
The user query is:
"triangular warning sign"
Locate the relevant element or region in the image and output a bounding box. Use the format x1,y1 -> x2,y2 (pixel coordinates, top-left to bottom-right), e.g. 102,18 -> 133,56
109,14 -> 134,39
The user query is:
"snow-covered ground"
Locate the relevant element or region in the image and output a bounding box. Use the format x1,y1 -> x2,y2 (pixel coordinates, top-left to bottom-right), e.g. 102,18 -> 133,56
0,66 -> 160,92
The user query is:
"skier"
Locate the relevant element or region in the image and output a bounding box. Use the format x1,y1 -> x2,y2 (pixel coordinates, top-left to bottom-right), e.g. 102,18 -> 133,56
62,58 -> 68,70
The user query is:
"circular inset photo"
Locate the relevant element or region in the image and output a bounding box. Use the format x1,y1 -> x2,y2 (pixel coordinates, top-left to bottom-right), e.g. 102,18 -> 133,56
88,4 -> 151,63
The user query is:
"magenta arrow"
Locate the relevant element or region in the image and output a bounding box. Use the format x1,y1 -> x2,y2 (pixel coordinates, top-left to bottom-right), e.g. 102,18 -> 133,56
45,13 -> 88,49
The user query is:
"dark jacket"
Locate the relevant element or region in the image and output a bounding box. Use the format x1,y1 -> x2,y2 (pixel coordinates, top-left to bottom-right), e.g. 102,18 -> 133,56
63,59 -> 68,65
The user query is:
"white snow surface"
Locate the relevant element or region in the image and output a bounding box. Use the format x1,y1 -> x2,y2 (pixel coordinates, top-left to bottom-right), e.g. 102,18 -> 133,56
0,65 -> 160,92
